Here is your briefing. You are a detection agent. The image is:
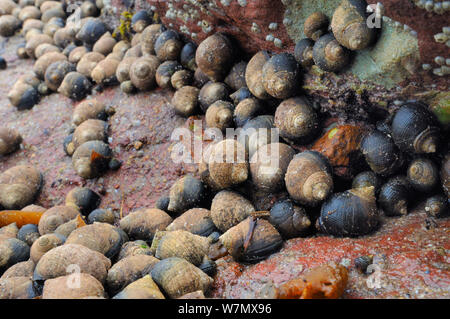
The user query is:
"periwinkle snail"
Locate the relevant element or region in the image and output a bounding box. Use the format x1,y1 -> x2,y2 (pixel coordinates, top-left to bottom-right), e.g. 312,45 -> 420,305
205,100 -> 234,131
131,10 -> 152,33
262,53 -> 300,99
270,199 -> 311,238
58,71 -> 92,100
234,98 -> 263,127
224,61 -> 247,91
198,81 -> 229,113
294,39 -> 314,68
352,171 -> 382,194
0,127 -> 22,156
196,33 -> 234,82
167,175 -> 206,214
424,195 -> 449,218
71,140 -> 113,179
171,86 -> 199,117
65,187 -> 101,216
313,33 -> 351,72
407,158 -> 440,193
155,30 -> 183,62
245,51 -> 271,99
155,61 -> 182,89
378,176 -> 413,216
304,11 -> 329,41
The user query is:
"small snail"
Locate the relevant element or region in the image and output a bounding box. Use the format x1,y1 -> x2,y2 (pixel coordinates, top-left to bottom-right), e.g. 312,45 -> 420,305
331,0 -> 376,50
71,140 -> 113,179
378,176 -> 413,216
18,5 -> 41,21
65,187 -> 101,216
76,18 -> 107,46
115,57 -> 137,83
391,102 -> 441,154
262,53 -> 300,99
91,56 -> 120,84
16,42 -> 28,59
224,61 -> 247,91
205,100 -> 234,131
245,51 -> 271,99
171,85 -> 199,117
53,27 -> 77,49
92,32 -> 116,56
80,1 -> 99,18
42,273 -> 105,299
112,275 -> 164,299
140,24 -> 166,55
112,40 -> 131,57
360,130 -> 403,176
424,194 -> 449,218
0,15 -> 21,37
171,69 -> 193,90
44,60 -> 76,91
37,205 -> 81,235
285,151 -> 334,206
30,233 -> 66,264
76,51 -> 105,78
129,55 -> 161,91
131,10 -> 152,33
234,98 -> 262,127
68,46 -> 89,64
407,158 -> 439,193
210,190 -> 254,233
117,240 -> 152,261
40,4 -> 65,23
352,171 -> 382,194
0,223 -> 17,239
33,51 -> 67,79
304,11 -> 329,41
58,71 -> 92,100
166,208 -> 217,237
180,42 -> 197,71
17,224 -> 40,246
294,38 -> 314,68
317,186 -> 379,237
0,238 -> 29,274
250,143 -> 296,192
274,96 -> 319,144
239,115 -> 275,158
167,175 -> 206,214
313,33 -> 351,72
155,60 -> 182,88
0,127 -> 22,156
198,81 -> 229,113
230,87 -> 253,105
8,81 -> 39,110
0,0 -> 17,16
269,199 -> 311,238
119,208 -> 172,241
123,44 -> 142,59
196,33 -> 234,82
193,68 -> 210,88
154,30 -> 183,62
87,209 -> 115,224
120,80 -> 136,94
35,43 -> 60,59
72,99 -> 107,126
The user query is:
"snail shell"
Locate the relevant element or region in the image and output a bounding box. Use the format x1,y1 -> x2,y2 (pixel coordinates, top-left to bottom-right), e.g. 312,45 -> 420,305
120,80 -> 136,94
113,40 -> 130,57
207,139 -> 249,190
407,158 -> 439,193
0,238 -> 29,274
18,5 -> 41,21
166,208 -> 217,237
0,127 -> 22,156
87,209 -> 115,224
65,187 -> 101,216
72,99 -> 106,126
167,175 -> 206,214
116,57 -> 137,83
131,10 -> 152,33
92,32 -> 116,56
378,176 -> 413,216
331,0 -> 376,50
129,55 -> 161,91
220,217 -> 283,263
154,230 -> 210,266
172,86 -> 199,117
140,24 -> 166,56
211,190 -> 254,233
63,43 -> 78,57
193,67 -> 210,88
205,100 -> 234,131
34,43 -> 60,59
245,51 -> 271,99
155,60 -> 182,88
8,81 -> 39,110
352,171 -> 382,194
124,44 -> 142,59
313,33 -> 351,72
0,0 -> 17,16
360,130 -> 403,176
294,38 -> 315,68
76,51 -> 105,78
239,115 -> 275,158
171,69 -> 193,90
285,151 -> 334,206
113,274 -> 165,299
58,71 -> 92,100
195,33 -> 234,82
230,87 -> 253,104
16,42 -> 28,59
40,5 -> 65,23
44,60 -> 76,91
22,18 -> 43,34
234,98 -> 262,127
274,96 -> 319,144
270,199 -> 311,239
53,27 -> 77,49
80,1 -> 99,18
441,154 -> 450,198
180,42 -> 197,71
151,257 -> 213,298
42,273 -> 105,299
71,140 -> 112,179
0,276 -> 37,299
317,186 -> 379,237
17,224 -> 40,246
391,102 -> 441,154
0,223 -> 18,240
224,61 -> 247,91
76,18 -> 107,46
0,15 -> 21,37
91,56 -> 120,84
198,81 -> 229,113
43,17 -> 65,38
0,165 -> 42,210
68,46 -> 89,64
0,259 -> 35,279
30,233 -> 66,264
304,11 -> 329,41
33,51 -> 67,80
425,194 -> 449,218
262,53 -> 300,99
119,208 -> 172,241
37,205 -> 80,235
154,30 -> 182,62
250,142 -> 296,192
117,240 -> 152,261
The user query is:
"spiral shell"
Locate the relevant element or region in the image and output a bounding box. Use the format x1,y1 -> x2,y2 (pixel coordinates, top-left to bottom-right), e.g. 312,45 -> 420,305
245,51 -> 271,99
166,208 -> 217,237
155,60 -> 182,88
172,85 -> 199,117
129,55 -> 160,91
155,30 -> 183,62
407,158 -> 439,193
119,208 -> 172,241
33,51 -> 67,80
37,205 -> 80,235
378,176 -> 412,216
294,38 -> 315,68
113,275 -> 164,299
352,171 -> 382,194
262,53 -> 300,99
211,190 -> 254,233
270,199 -> 311,238
313,33 -> 351,72
76,18 -> 107,46
198,81 -> 229,112
205,100 -> 234,131
30,233 -> 66,263
72,99 -> 107,126
44,60 -> 76,91
425,194 -> 449,218
140,24 -> 166,56
304,11 -> 329,41
234,98 -> 262,127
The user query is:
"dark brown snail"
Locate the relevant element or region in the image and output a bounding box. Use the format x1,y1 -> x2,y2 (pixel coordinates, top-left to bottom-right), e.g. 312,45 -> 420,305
360,130 -> 403,176
155,60 -> 182,88
72,140 -> 112,179
331,0 -> 376,50
198,81 -> 229,112
224,61 -> 247,91
140,24 -> 165,55
154,30 -> 182,62
65,187 -> 101,216
180,42 -> 197,71
171,85 -> 199,117
205,100 -> 234,131
72,99 -> 107,126
424,194 -> 449,218
166,208 -> 217,237
92,32 -> 116,56
171,69 -> 193,90
285,151 -> 333,206
441,154 -> 449,198
129,56 -> 160,91
352,171 -> 382,194
0,127 -> 22,156
304,11 -> 329,41
317,186 -> 379,237
196,33 -> 234,82
167,175 -> 206,214
407,158 -> 439,193
76,18 -> 107,46
391,102 -> 441,154
245,51 -> 271,99
294,38 -> 315,68
131,10 -> 152,33
274,96 -> 319,144
44,60 -> 76,91
313,33 -> 351,72
262,53 -> 300,99
58,71 -> 92,100
234,98 -> 262,127
119,208 -> 172,241
30,233 -> 66,264
250,142 -> 296,192
87,209 -> 115,224
269,199 -> 311,238
210,190 -> 254,232
378,176 -> 413,216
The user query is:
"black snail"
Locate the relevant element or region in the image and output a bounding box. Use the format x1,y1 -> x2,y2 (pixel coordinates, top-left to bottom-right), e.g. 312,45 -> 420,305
352,171 -> 383,194
313,33 -> 351,73
424,194 -> 449,218
294,38 -> 315,68
378,176 -> 413,216
269,199 -> 311,239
